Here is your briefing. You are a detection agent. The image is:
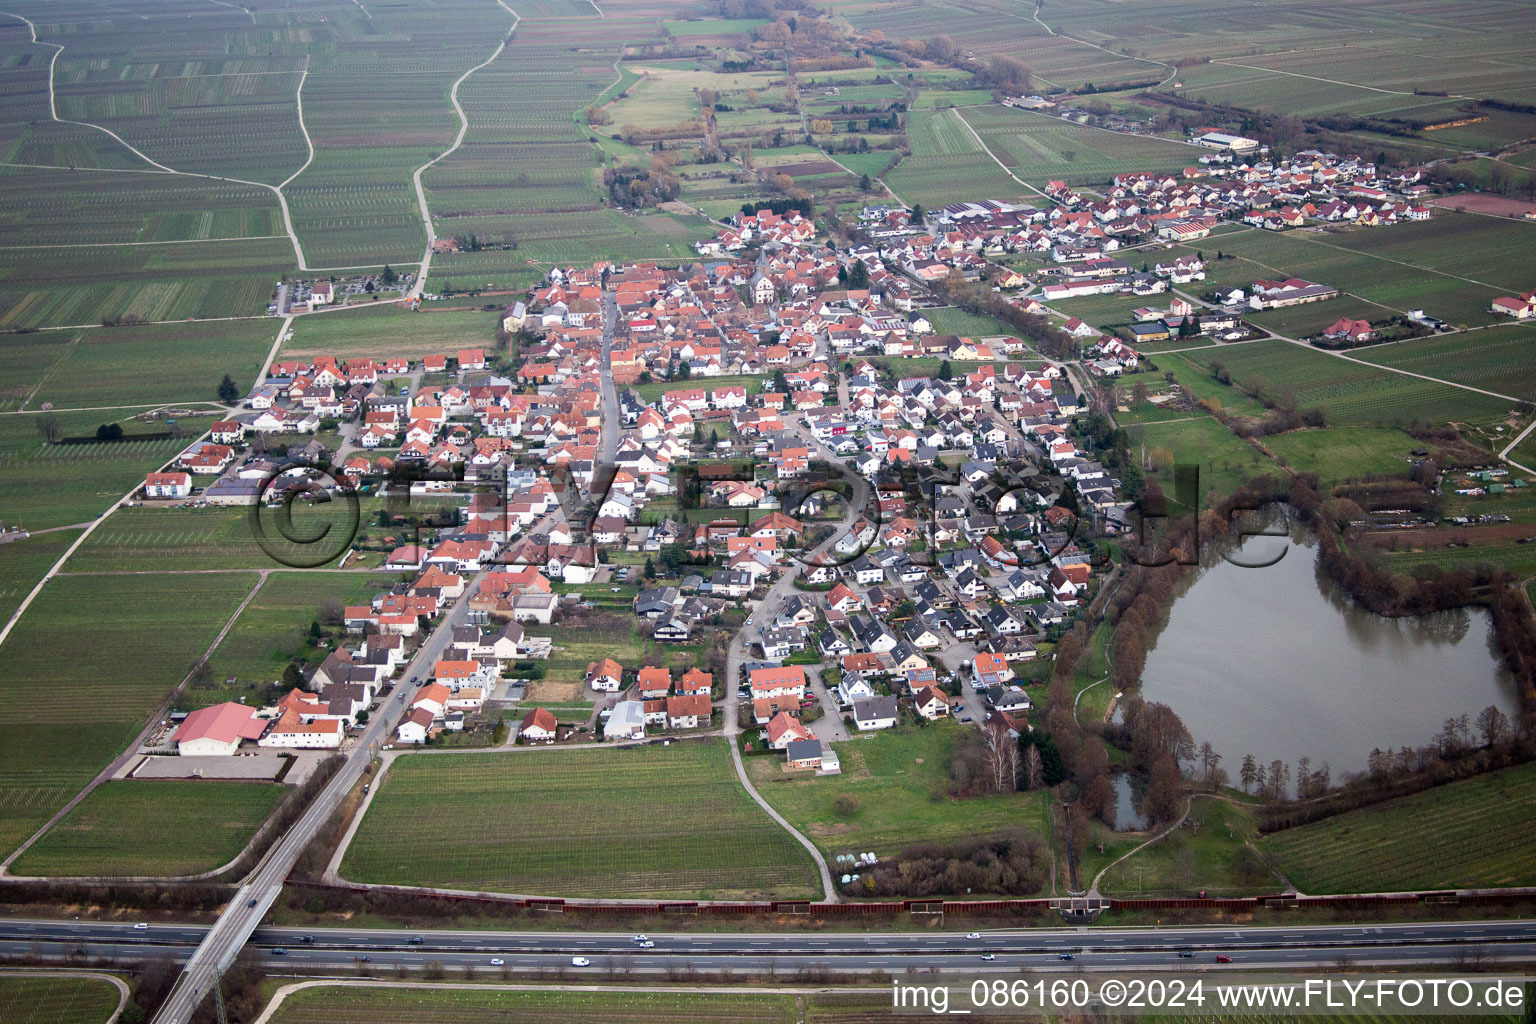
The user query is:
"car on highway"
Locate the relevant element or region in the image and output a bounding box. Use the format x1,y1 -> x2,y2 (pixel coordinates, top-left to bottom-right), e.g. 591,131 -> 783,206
966,932 -> 981,940
247,899 -> 258,908
133,923 -> 149,930
633,934 -> 648,942
1177,950 -> 1194,959
489,958 -> 505,966
300,936 -> 313,944
1215,955 -> 1232,963
409,936 -> 424,944
354,955 -> 371,963
1058,953 -> 1075,961
637,940 -> 655,948
571,956 -> 591,967
272,948 -> 287,956
979,953 -> 996,961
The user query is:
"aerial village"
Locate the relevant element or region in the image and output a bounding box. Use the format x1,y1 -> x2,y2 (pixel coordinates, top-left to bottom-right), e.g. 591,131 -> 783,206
143,142 -> 1458,776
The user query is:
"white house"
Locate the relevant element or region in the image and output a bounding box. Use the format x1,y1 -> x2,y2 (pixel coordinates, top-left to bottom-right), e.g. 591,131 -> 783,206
145,472 -> 193,499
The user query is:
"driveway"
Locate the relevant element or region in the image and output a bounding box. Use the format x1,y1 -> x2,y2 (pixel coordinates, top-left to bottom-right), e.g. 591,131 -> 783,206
802,665 -> 848,742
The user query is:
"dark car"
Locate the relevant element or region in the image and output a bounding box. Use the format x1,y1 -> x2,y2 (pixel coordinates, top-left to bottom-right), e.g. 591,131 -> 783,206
247,899 -> 258,908
1177,950 -> 1194,959
300,936 -> 314,944
272,948 -> 288,956
1058,952 -> 1075,961
409,936 -> 424,945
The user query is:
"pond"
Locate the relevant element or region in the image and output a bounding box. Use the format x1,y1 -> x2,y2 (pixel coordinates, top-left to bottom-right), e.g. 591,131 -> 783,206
1138,518 -> 1519,783
1110,772 -> 1149,831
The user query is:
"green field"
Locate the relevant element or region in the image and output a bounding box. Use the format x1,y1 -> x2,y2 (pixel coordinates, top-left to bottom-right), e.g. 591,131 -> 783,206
0,572 -> 256,859
1357,324 -> 1536,404
280,305 -> 497,360
1183,340 -> 1516,426
342,741 -> 820,899
961,105 -> 1204,186
885,109 -> 1023,208
1211,226 -> 1509,329
0,974 -> 122,1024
744,727 -> 1052,860
11,779 -> 284,878
66,505 -> 368,573
269,986 -> 794,1024
0,238 -> 291,330
632,373 -> 763,403
10,319 -> 277,410
920,306 -> 1013,338
0,529 -> 81,627
0,410 -> 204,531
1125,415 -> 1270,501
1261,427 -> 1422,484
1260,763 -> 1536,894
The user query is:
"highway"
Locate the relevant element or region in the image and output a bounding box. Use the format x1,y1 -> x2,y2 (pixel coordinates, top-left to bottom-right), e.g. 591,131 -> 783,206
11,919 -> 1534,975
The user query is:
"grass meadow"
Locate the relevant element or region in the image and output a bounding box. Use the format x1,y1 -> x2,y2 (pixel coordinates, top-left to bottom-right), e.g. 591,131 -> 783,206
744,726 -> 1052,861
11,779 -> 284,877
342,740 -> 820,899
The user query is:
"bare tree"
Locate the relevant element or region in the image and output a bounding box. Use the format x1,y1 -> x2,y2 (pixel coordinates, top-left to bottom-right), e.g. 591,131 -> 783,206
1023,744 -> 1044,790
1476,704 -> 1510,748
981,717 -> 1021,793
35,413 -> 61,444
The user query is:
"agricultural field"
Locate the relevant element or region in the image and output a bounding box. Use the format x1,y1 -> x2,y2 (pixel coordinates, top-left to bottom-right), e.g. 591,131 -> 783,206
341,741 -> 820,899
1246,294 -> 1400,339
1209,227 -> 1509,329
744,727 -> 1052,861
1261,762 -> 1536,893
0,529 -> 80,627
65,503 -> 368,574
280,305 -> 496,361
0,410 -> 204,531
0,237 -> 291,330
1183,340 -> 1516,426
10,779 -> 285,878
269,986 -> 795,1024
0,572 -> 257,859
0,974 -> 123,1024
1357,324 -> 1536,404
884,109 -> 1023,209
919,306 -> 1013,338
960,105 -> 1204,186
0,167 -> 283,247
13,319 -> 276,410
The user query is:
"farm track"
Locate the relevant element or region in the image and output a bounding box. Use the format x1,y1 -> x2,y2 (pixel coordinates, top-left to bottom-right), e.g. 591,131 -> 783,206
949,107 -> 1049,199
408,0 -> 521,298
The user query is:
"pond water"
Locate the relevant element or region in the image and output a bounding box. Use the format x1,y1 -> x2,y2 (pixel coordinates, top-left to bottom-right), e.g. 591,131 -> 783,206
1138,520 -> 1519,782
1110,773 -> 1149,831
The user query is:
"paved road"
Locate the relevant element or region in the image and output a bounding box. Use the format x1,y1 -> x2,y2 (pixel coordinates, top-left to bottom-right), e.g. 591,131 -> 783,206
12,919 -> 1535,974
150,576 -> 487,1024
